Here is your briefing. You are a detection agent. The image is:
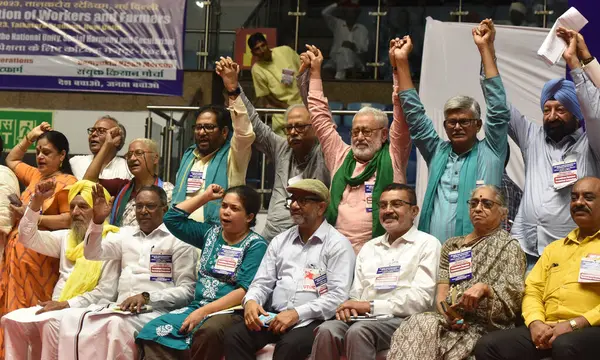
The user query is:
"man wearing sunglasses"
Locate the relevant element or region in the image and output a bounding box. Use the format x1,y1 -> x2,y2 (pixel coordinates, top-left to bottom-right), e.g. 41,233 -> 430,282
225,179 -> 355,360
393,19 -> 510,243
70,115 -> 131,180
171,84 -> 255,225
216,57 -> 330,241
311,183 -> 440,360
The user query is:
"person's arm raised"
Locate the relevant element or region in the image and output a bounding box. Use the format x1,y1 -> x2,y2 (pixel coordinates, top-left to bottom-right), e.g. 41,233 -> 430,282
6,122 -> 51,171
82,127 -> 122,182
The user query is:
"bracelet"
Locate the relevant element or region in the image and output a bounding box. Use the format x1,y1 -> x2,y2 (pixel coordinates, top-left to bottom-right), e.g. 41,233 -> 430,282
582,56 -> 595,66
25,133 -> 33,143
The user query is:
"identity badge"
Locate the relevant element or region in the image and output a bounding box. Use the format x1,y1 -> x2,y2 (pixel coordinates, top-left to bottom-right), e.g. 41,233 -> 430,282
212,245 -> 243,276
552,156 -> 578,190
150,252 -> 173,282
186,171 -> 204,193
313,273 -> 328,296
365,182 -> 374,213
448,248 -> 473,283
375,265 -> 401,290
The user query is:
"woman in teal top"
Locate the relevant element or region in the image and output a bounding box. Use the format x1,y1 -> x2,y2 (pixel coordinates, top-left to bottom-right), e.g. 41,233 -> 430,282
136,184 -> 268,360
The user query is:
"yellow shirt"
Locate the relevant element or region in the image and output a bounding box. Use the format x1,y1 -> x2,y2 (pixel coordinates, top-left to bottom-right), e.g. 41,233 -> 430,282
186,96 -> 255,221
523,228 -> 600,327
251,46 -> 302,136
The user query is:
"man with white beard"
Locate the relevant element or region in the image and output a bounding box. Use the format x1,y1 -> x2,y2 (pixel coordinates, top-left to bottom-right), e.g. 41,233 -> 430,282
2,180 -> 121,360
303,44 -> 411,253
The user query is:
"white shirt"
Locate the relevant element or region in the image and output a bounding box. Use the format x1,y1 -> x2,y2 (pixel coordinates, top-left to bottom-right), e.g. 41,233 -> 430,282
351,226 -> 441,317
244,220 -> 356,327
84,222 -> 197,309
0,165 -> 19,235
17,208 -> 120,308
322,3 -> 369,56
70,155 -> 132,180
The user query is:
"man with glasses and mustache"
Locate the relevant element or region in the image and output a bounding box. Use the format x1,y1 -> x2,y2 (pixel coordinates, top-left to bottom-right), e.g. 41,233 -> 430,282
2,179 -> 121,360
302,44 -> 411,254
224,179 -> 355,360
83,134 -> 174,227
311,183 -> 440,360
393,19 -> 510,244
215,57 -> 330,241
70,115 -> 131,180
475,177 -> 600,360
171,92 -> 255,224
494,27 -> 600,269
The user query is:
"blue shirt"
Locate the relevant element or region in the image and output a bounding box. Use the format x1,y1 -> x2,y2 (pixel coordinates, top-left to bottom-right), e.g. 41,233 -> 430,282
400,75 -> 510,242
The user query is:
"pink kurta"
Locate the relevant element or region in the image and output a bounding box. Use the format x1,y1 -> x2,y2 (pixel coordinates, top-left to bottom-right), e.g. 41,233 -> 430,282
307,74 -> 411,253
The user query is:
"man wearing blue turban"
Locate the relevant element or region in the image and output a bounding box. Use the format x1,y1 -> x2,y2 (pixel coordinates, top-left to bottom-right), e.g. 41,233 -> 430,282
507,28 -> 600,269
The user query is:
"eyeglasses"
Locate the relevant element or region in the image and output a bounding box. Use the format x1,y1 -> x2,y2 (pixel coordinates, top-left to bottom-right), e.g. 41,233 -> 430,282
192,124 -> 219,133
125,150 -> 154,159
283,124 -> 311,134
378,199 -> 415,210
134,203 -> 159,211
87,127 -> 109,135
351,127 -> 384,138
443,119 -> 478,128
285,196 -> 323,209
466,198 -> 502,210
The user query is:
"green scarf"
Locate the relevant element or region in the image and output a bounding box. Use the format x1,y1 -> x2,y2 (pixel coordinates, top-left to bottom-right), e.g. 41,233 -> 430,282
326,142 -> 393,238
418,141 -> 479,238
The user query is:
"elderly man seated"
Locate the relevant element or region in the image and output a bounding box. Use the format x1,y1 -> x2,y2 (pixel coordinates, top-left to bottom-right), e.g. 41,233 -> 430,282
224,179 -> 356,360
311,183 -> 441,360
475,176 -> 600,360
9,185 -> 198,360
1,180 -> 120,360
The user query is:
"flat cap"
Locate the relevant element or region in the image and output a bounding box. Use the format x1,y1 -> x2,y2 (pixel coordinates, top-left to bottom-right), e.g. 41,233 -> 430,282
286,179 -> 330,202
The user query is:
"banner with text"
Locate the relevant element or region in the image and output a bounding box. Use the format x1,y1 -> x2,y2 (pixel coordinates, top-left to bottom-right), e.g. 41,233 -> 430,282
0,0 -> 185,96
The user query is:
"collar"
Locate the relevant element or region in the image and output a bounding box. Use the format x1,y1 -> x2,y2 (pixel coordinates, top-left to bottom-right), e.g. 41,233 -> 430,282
193,147 -> 219,163
450,141 -> 477,158
133,223 -> 170,238
565,227 -> 600,245
544,127 -> 583,146
378,226 -> 418,248
291,219 -> 329,245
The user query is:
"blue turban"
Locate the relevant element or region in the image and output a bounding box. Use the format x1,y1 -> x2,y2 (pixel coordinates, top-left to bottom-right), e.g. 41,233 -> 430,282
540,78 -> 584,125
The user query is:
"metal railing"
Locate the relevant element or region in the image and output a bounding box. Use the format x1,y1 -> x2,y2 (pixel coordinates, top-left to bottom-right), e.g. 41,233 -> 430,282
146,105 -> 392,210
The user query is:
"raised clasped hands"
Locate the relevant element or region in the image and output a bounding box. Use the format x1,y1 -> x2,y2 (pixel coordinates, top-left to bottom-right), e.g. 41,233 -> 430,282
215,56 -> 240,93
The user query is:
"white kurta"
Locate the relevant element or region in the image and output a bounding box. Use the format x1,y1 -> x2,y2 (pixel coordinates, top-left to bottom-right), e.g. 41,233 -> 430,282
2,209 -> 120,360
70,154 -> 132,181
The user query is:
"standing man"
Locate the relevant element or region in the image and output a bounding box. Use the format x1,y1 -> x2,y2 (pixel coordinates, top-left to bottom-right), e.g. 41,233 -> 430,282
311,183 -> 441,360
172,98 -> 255,224
304,43 -> 411,253
70,115 -> 131,180
507,28 -> 600,266
224,179 -> 355,360
475,177 -> 600,360
216,57 -> 330,241
248,32 -> 303,136
394,20 -> 510,243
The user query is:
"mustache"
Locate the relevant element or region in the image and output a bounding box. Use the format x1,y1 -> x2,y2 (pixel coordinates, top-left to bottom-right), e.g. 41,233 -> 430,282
572,205 -> 590,213
382,214 -> 398,221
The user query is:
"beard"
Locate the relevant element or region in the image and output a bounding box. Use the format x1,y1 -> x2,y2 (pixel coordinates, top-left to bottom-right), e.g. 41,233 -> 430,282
291,214 -> 306,225
351,140 -> 383,162
71,222 -> 88,242
543,118 -> 578,142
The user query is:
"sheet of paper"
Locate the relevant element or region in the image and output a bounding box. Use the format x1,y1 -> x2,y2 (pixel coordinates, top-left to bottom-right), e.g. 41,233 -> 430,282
537,7 -> 588,66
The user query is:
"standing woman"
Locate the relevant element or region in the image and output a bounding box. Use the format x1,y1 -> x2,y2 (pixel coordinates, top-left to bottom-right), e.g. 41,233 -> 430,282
136,184 -> 268,360
0,122 -> 77,357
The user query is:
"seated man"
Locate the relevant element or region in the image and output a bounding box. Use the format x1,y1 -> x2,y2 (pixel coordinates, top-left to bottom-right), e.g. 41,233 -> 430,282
2,179 -> 120,360
70,115 -> 131,180
475,176 -> 600,360
311,183 -> 441,360
224,179 -> 356,360
37,185 -> 198,360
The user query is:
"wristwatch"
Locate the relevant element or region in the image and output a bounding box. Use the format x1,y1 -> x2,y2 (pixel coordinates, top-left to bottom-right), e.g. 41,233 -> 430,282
569,319 -> 578,331
369,300 -> 375,314
142,292 -> 150,305
227,87 -> 241,96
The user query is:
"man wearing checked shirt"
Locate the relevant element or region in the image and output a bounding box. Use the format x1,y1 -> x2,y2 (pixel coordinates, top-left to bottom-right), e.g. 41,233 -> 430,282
475,177 -> 600,360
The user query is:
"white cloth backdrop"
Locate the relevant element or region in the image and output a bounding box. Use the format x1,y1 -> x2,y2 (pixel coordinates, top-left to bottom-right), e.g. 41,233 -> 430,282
415,18 -> 567,214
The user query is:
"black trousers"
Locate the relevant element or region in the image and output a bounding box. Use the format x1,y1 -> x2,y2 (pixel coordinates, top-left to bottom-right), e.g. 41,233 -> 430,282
223,320 -> 322,360
474,325 -> 600,360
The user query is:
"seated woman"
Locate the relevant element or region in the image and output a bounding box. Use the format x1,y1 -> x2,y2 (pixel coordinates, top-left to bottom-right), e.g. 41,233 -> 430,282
136,183 -> 268,360
0,122 -> 77,354
83,128 -> 173,227
386,185 -> 526,360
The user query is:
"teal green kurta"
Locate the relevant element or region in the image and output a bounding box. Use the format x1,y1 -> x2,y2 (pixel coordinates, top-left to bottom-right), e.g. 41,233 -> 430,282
136,206 -> 268,350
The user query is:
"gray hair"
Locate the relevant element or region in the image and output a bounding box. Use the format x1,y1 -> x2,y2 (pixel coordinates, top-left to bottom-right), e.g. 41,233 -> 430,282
471,184 -> 508,210
353,106 -> 388,128
443,96 -> 481,119
284,104 -> 309,123
97,115 -> 126,151
129,138 -> 159,174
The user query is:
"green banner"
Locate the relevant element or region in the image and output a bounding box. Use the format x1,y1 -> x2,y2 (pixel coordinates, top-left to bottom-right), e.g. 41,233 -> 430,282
0,110 -> 53,151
